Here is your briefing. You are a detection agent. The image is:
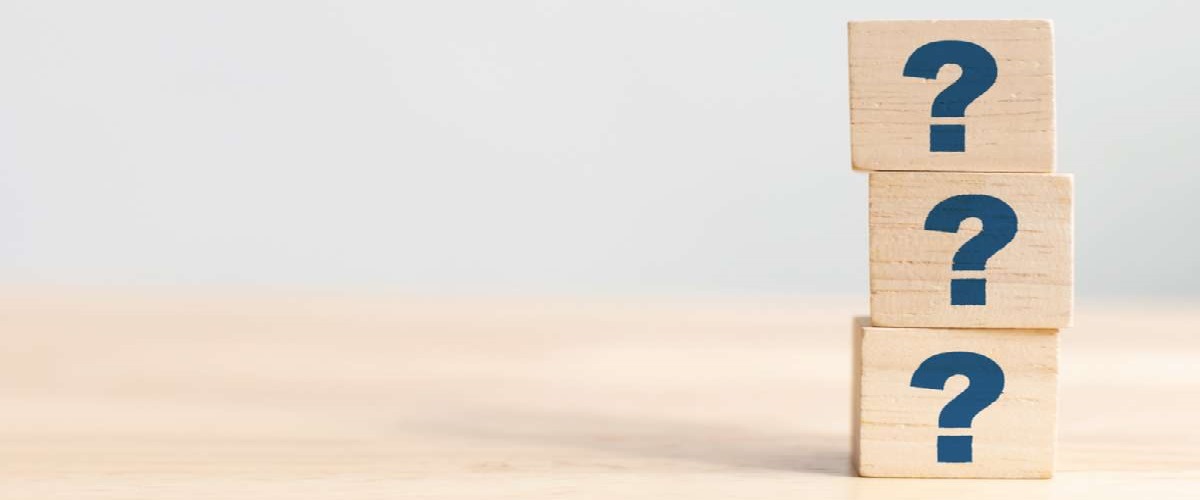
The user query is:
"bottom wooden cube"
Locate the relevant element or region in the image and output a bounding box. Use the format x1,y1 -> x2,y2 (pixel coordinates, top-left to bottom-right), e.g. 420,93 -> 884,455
851,317 -> 1058,478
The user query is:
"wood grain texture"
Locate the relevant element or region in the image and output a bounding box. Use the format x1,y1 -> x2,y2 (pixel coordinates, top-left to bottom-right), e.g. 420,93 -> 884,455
849,20 -> 1054,172
870,172 -> 1073,328
852,318 -> 1058,478
0,292 -> 1196,498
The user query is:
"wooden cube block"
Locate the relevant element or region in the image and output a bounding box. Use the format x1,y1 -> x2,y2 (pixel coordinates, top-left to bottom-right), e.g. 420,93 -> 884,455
849,20 -> 1054,172
870,172 -> 1072,328
852,317 -> 1058,478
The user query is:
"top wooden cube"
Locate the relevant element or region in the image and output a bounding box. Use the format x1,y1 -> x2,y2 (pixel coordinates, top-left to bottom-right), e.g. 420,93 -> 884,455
849,20 -> 1054,172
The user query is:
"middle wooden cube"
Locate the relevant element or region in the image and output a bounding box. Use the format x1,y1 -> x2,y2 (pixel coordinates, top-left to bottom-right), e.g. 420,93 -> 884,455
869,172 -> 1072,328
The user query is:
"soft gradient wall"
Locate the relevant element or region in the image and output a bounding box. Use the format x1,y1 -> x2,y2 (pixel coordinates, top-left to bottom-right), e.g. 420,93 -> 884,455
1,1 -> 1195,295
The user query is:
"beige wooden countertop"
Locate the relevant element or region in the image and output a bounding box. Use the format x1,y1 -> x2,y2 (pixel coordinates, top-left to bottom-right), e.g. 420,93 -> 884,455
1,292 -> 1197,498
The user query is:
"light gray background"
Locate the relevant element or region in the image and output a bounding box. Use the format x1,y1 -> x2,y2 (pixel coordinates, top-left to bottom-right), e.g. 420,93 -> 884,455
1,1 -> 1195,296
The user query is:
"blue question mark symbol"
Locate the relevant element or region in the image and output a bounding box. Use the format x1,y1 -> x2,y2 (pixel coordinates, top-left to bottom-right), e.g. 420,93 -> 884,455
924,194 -> 1017,306
910,351 -> 1005,463
903,40 -> 997,152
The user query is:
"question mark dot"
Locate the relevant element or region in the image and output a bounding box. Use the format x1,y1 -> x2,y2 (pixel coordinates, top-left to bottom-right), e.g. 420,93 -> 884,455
930,124 -> 966,152
951,279 -> 986,306
937,436 -> 973,463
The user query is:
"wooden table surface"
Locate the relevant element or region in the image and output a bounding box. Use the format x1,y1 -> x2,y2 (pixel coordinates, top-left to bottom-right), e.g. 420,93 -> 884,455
2,292 -> 1197,498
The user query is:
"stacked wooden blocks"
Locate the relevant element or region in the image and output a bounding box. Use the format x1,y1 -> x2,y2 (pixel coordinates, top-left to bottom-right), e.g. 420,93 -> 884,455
848,20 -> 1072,479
